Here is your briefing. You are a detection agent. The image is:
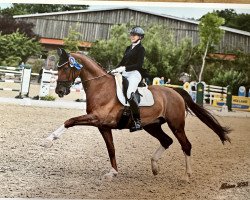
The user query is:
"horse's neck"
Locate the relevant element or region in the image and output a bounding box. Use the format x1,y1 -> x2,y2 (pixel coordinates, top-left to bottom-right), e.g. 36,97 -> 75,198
81,68 -> 115,111
71,53 -> 113,96
71,53 -> 106,80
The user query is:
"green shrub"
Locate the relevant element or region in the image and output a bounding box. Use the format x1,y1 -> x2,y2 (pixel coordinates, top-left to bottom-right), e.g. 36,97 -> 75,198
0,31 -> 43,66
40,95 -> 56,101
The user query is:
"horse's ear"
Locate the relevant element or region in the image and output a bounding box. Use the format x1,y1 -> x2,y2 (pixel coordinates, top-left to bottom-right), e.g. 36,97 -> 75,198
57,48 -> 68,58
57,48 -> 63,56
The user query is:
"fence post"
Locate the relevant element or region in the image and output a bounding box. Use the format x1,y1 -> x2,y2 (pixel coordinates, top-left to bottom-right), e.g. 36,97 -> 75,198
196,82 -> 204,106
19,66 -> 31,98
226,85 -> 232,111
39,69 -> 52,99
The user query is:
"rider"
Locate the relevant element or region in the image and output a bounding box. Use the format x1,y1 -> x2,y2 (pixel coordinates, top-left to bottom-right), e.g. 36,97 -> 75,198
112,26 -> 145,132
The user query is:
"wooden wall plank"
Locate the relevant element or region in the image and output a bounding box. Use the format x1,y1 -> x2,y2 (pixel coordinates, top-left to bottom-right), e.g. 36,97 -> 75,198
18,8 -> 250,53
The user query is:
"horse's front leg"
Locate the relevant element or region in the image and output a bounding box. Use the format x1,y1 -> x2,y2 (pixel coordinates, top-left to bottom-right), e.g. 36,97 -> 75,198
41,114 -> 99,148
98,127 -> 118,181
64,114 -> 100,128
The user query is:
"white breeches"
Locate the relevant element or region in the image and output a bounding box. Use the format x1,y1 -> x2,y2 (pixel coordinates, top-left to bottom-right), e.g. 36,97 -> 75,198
122,70 -> 142,99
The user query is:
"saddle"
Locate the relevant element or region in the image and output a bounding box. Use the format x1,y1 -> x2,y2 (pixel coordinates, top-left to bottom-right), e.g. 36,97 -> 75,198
114,73 -> 154,107
114,73 -> 154,129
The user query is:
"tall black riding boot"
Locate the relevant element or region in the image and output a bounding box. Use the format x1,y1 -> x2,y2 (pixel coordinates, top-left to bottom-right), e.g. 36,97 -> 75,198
128,93 -> 142,132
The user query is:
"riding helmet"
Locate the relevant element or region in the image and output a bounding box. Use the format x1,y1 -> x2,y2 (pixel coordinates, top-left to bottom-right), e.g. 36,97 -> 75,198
130,27 -> 145,38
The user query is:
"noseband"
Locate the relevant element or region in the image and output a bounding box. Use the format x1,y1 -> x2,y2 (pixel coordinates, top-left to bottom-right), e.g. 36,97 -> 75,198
57,80 -> 73,88
57,60 -> 76,89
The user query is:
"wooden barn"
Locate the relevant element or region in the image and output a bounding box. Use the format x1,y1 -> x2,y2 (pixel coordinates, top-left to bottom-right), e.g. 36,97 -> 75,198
14,7 -> 250,53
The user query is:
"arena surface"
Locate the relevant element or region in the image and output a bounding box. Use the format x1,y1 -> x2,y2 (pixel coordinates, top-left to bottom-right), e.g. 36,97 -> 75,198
0,103 -> 249,199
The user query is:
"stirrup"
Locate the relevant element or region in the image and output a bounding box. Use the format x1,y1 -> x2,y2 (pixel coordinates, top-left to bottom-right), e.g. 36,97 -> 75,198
130,120 -> 142,132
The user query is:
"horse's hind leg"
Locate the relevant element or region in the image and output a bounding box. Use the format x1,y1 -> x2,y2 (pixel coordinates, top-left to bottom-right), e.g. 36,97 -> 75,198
170,125 -> 192,182
143,123 -> 173,176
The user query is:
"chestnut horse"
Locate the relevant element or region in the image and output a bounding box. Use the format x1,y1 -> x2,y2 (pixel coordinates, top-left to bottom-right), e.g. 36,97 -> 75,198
42,48 -> 230,182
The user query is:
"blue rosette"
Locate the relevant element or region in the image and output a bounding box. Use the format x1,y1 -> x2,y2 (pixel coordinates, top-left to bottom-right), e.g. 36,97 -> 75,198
69,56 -> 83,70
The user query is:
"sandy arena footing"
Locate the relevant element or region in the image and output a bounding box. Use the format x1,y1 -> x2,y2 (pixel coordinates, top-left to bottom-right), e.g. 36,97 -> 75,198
0,101 -> 249,199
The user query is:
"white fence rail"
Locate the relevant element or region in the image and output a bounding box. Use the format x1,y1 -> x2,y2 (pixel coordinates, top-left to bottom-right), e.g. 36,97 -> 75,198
204,84 -> 227,105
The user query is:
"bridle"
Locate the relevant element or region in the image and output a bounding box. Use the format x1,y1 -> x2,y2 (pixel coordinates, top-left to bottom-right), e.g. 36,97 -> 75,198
57,58 -> 107,87
57,60 -> 75,89
57,61 -> 69,68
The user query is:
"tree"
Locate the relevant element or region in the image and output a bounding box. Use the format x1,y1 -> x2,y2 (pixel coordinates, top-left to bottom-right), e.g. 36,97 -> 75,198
89,24 -> 130,70
63,26 -> 82,52
0,4 -> 89,16
193,49 -> 250,95
213,9 -> 237,27
213,9 -> 250,32
0,15 -> 37,38
211,70 -> 247,94
143,25 -> 193,80
233,14 -> 250,33
0,31 -> 43,66
198,13 -> 225,82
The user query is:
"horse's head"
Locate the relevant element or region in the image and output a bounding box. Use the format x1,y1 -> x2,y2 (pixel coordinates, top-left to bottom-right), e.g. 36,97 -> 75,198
55,48 -> 83,97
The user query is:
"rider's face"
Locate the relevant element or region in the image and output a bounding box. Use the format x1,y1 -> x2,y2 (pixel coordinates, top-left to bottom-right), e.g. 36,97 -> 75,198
130,34 -> 140,43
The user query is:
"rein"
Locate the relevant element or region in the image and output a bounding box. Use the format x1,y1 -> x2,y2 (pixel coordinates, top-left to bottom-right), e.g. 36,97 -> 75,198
57,67 -> 108,86
83,73 -> 107,83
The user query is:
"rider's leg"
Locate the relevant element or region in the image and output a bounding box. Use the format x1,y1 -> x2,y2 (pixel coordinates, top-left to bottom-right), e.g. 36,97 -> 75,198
128,92 -> 142,132
122,70 -> 142,132
123,70 -> 141,99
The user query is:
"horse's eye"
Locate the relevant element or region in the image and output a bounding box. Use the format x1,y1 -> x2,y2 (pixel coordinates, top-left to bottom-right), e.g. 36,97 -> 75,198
63,67 -> 70,72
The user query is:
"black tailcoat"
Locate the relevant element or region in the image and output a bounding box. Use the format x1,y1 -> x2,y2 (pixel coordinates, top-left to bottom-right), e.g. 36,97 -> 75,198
117,42 -> 145,75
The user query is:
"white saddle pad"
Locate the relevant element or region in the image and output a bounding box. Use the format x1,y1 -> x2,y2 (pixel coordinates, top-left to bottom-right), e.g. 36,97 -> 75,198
114,73 -> 154,107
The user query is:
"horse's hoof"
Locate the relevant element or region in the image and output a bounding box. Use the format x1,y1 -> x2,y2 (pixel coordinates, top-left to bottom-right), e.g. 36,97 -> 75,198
40,139 -> 53,148
151,160 -> 159,175
184,173 -> 191,183
102,168 -> 118,182
102,173 -> 114,182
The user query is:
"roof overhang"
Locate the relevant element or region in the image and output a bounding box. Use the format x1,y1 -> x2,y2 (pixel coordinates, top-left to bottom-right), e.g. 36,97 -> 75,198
208,53 -> 237,61
39,38 -> 92,48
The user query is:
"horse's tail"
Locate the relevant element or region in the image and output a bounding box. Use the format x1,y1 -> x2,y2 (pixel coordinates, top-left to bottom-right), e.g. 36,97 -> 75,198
173,88 -> 231,144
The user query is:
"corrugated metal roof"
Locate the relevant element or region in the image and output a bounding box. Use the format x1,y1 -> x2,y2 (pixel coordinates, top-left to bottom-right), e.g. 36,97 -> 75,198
14,6 -> 250,37
13,6 -> 131,18
219,26 -> 250,36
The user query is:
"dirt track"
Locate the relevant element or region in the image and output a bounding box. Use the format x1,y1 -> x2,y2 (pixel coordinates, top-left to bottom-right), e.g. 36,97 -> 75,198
0,104 -> 249,199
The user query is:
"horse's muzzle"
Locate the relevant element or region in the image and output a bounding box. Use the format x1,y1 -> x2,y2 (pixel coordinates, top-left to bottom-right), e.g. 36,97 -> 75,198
55,81 -> 72,98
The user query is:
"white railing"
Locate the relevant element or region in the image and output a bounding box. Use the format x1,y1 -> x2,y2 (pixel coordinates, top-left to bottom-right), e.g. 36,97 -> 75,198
204,84 -> 227,105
